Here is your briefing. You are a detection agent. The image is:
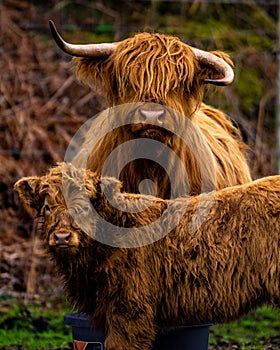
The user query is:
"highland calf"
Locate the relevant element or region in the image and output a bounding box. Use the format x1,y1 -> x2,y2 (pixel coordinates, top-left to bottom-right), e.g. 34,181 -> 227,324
50,21 -> 251,197
15,163 -> 279,350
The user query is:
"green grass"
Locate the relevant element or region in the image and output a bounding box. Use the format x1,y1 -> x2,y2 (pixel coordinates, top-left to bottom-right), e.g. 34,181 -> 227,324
0,296 -> 72,349
209,306 -> 280,349
0,295 -> 279,349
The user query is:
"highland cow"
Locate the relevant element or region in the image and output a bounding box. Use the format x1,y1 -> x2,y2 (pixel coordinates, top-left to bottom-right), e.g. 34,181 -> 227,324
15,163 -> 279,350
49,21 -> 251,198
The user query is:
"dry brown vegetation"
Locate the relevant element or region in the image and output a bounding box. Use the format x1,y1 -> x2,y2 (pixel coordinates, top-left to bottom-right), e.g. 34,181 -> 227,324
0,0 -> 105,299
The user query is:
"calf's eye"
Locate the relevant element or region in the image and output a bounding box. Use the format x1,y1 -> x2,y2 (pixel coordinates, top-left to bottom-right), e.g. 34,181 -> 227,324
44,204 -> 52,214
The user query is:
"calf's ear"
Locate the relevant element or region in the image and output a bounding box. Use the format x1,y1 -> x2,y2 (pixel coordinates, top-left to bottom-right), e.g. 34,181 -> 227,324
100,177 -> 122,201
14,177 -> 42,209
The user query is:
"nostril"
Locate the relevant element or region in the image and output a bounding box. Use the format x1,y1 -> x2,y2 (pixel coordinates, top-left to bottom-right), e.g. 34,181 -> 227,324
139,109 -> 147,122
53,232 -> 71,245
157,111 -> 166,124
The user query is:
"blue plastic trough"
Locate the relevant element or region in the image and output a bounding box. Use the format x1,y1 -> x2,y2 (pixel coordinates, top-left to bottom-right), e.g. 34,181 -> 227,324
64,312 -> 211,350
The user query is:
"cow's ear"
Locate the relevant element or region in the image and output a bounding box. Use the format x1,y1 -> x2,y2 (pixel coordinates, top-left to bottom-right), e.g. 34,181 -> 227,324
14,177 -> 42,209
200,50 -> 234,82
209,51 -> 234,67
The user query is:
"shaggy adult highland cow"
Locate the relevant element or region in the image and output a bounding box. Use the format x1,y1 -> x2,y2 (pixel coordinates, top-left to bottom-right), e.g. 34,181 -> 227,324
49,21 -> 251,198
15,163 -> 279,350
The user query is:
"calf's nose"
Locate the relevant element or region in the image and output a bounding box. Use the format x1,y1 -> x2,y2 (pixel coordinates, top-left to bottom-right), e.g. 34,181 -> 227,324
53,232 -> 71,245
138,108 -> 166,125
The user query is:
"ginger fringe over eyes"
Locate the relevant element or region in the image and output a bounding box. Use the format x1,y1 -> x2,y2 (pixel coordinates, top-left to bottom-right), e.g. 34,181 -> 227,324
73,32 -> 204,111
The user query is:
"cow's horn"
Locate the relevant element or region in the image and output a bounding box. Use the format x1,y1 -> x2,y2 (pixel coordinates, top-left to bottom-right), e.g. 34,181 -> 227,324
192,48 -> 234,86
49,20 -> 117,57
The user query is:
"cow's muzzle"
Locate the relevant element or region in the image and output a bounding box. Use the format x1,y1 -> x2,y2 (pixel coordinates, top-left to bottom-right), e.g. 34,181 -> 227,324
127,103 -> 174,142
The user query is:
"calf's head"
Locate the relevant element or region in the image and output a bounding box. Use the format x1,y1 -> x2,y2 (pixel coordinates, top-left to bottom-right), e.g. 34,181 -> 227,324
14,164 -> 104,252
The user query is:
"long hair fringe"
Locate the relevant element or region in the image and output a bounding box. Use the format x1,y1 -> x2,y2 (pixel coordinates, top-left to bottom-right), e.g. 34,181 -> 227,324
73,33 -> 204,114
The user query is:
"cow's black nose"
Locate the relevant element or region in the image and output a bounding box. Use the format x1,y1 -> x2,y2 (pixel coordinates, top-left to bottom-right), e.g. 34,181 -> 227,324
53,232 -> 71,245
138,108 -> 166,125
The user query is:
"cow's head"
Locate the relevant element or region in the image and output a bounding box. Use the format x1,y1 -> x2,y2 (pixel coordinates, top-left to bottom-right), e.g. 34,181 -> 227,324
49,20 -> 234,118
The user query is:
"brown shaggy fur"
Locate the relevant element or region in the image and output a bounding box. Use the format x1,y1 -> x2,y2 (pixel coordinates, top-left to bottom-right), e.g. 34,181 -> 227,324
71,32 -> 251,197
80,102 -> 251,197
15,163 -> 279,350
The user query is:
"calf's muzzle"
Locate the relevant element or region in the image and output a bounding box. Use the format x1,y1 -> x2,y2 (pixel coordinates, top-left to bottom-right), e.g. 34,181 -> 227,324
51,231 -> 72,247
